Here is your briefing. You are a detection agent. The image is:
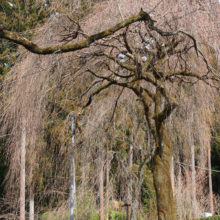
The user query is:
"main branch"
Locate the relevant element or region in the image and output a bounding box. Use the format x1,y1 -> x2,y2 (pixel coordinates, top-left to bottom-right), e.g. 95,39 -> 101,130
0,10 -> 155,55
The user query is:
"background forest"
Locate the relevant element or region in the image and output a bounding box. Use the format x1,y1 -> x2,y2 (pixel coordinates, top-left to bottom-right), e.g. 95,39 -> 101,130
1,0 -> 220,220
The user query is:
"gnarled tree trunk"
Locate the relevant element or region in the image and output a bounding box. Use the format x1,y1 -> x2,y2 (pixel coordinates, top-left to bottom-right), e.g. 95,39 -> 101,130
132,83 -> 177,220
153,124 -> 177,220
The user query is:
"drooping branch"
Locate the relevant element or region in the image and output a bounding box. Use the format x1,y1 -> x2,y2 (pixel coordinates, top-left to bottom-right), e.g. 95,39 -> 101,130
123,27 -> 133,54
104,63 -> 135,79
83,81 -> 116,108
165,70 -> 218,82
151,26 -> 198,56
165,70 -> 200,78
81,80 -> 103,98
87,69 -> 113,81
0,10 -> 155,55
109,87 -> 125,123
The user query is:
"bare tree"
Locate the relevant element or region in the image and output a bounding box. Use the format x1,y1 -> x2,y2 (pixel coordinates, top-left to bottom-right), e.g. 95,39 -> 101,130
0,9 -> 218,220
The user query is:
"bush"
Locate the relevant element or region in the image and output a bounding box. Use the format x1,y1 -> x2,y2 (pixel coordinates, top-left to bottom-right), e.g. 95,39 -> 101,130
76,192 -> 97,219
109,210 -> 126,220
89,213 -> 99,220
41,211 -> 69,220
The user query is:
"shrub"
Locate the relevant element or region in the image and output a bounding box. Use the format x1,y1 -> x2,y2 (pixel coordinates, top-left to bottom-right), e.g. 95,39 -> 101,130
89,213 -> 99,220
109,210 -> 126,220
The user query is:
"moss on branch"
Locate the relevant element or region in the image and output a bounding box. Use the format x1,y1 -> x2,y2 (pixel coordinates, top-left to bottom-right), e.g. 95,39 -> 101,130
165,71 -> 201,78
0,10 -> 155,55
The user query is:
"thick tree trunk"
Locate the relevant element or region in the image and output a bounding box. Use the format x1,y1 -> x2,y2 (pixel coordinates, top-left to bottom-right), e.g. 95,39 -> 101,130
131,83 -> 177,220
153,125 -> 177,220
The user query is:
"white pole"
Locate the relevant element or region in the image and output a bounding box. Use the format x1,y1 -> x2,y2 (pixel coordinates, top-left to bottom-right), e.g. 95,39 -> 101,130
20,123 -> 26,220
70,114 -> 75,220
29,189 -> 34,220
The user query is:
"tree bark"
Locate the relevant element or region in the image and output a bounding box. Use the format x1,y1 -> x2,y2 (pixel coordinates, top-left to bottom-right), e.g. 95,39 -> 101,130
130,198 -> 138,220
130,83 -> 177,220
153,125 -> 177,220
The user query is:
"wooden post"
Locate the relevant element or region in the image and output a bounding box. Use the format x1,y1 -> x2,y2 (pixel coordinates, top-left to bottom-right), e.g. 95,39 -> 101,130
124,204 -> 131,220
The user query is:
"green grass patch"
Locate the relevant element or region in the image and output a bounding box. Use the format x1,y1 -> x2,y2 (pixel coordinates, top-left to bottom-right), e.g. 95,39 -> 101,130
193,215 -> 220,220
109,210 -> 126,220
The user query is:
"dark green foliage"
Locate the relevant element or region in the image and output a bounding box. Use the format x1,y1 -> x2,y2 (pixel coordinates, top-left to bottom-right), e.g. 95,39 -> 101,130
0,140 -> 8,197
0,0 -> 48,32
141,167 -> 157,216
0,139 -> 8,214
0,0 -> 49,75
211,128 -> 220,194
